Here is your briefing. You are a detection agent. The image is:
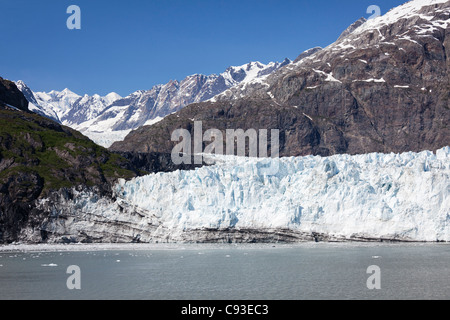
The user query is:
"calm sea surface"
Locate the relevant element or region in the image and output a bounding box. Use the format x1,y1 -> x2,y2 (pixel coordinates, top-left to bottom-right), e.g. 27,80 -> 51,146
0,243 -> 449,300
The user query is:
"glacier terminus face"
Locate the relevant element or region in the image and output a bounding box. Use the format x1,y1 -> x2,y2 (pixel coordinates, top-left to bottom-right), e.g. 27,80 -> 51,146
29,147 -> 449,243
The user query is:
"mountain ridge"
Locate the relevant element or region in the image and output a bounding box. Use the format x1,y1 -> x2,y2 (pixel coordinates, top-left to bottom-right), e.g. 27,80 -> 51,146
1,0 -> 449,244
16,58 -> 294,147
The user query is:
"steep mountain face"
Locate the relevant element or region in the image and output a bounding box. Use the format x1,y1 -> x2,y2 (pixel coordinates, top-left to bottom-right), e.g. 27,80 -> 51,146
34,88 -> 82,121
111,0 -> 450,157
15,81 -> 61,122
0,79 -> 143,243
4,0 -> 449,245
63,92 -> 122,127
15,81 -> 122,131
19,147 -> 450,243
18,59 -> 292,148
110,99 -> 325,156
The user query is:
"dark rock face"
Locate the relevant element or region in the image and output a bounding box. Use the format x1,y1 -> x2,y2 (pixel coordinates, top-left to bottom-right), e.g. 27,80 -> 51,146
111,2 -> 450,157
0,78 -> 29,111
116,152 -> 207,173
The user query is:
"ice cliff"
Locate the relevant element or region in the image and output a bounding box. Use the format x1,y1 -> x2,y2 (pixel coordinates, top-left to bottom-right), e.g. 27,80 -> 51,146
28,147 -> 449,243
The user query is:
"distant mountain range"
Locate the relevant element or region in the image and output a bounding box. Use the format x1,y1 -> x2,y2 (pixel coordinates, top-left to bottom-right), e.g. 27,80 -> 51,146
16,58 -> 297,147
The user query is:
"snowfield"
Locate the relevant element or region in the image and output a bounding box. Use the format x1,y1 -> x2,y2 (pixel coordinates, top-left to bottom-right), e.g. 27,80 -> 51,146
105,147 -> 449,242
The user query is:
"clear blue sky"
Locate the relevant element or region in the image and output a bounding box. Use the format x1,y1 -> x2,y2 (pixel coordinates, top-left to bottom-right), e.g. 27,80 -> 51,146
0,0 -> 405,96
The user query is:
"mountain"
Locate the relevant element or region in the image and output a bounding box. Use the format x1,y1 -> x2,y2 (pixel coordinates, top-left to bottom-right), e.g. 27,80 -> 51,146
63,92 -> 122,126
0,78 -> 29,112
111,0 -> 450,157
34,88 -> 82,121
337,17 -> 367,42
14,80 -> 60,122
3,0 -> 449,245
1,76 -> 212,244
17,59 -> 292,148
78,59 -> 293,139
16,81 -> 124,128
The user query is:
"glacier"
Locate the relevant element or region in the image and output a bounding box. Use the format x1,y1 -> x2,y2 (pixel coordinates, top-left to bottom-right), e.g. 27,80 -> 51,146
26,147 -> 449,243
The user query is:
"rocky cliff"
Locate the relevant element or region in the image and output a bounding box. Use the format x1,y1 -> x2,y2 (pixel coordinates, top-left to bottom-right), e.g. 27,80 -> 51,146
17,59 -> 293,148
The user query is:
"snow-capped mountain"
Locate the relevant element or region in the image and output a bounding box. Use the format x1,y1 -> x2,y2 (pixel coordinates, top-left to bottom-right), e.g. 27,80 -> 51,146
207,47 -> 323,102
74,59 -> 293,147
113,0 -> 449,157
17,59 -> 292,147
25,147 -> 450,243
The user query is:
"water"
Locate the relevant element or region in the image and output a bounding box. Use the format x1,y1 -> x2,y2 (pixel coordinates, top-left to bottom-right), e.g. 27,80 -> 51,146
0,243 -> 449,300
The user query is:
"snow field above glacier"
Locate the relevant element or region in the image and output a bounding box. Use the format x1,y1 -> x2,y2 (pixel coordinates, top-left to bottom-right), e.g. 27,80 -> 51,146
115,147 -> 450,241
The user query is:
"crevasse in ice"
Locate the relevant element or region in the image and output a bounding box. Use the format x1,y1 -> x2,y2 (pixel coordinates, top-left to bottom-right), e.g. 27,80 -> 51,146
113,147 -> 449,241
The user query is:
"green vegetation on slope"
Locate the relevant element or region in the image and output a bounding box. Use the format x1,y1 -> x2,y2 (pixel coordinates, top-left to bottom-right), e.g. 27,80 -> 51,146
0,109 -> 136,196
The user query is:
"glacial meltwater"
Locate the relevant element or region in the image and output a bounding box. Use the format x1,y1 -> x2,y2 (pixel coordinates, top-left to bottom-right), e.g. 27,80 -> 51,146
0,243 -> 449,300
